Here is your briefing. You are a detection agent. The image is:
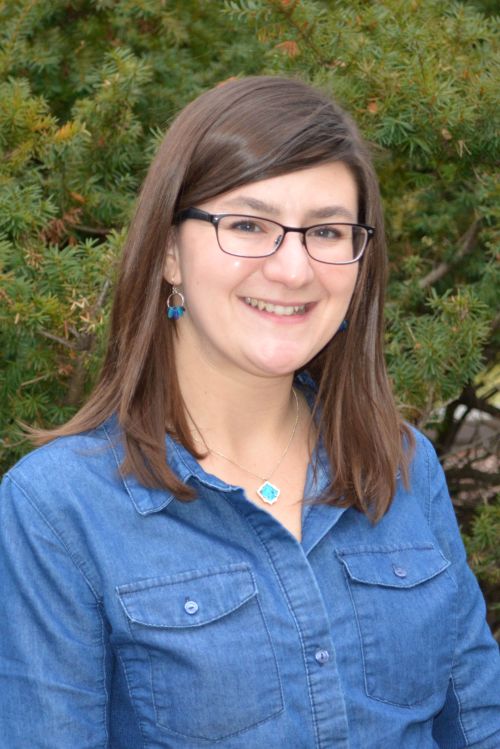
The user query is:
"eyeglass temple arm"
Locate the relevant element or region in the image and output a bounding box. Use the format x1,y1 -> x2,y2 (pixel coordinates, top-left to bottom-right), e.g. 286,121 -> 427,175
176,207 -> 213,224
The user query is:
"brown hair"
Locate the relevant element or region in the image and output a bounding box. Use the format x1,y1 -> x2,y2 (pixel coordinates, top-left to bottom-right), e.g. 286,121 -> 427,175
36,76 -> 413,520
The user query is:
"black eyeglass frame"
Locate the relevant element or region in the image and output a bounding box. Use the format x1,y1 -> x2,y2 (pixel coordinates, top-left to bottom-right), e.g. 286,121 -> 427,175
176,207 -> 375,265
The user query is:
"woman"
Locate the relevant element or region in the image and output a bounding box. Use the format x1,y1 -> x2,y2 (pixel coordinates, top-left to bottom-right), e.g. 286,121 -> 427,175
1,76 -> 499,748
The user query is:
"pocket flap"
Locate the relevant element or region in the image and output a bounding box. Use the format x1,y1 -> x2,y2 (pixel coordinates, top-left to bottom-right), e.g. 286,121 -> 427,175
117,563 -> 257,627
337,545 -> 450,588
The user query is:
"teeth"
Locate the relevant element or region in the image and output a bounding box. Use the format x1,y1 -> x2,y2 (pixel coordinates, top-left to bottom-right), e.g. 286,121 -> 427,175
244,297 -> 306,315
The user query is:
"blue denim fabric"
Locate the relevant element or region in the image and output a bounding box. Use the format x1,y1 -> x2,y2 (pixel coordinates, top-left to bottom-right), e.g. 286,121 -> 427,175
1,420 -> 499,748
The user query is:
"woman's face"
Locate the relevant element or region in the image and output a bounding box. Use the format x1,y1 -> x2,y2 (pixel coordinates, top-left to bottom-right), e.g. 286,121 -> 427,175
165,161 -> 361,381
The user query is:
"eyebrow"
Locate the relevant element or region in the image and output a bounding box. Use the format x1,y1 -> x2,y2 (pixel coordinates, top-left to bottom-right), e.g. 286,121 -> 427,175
220,195 -> 357,222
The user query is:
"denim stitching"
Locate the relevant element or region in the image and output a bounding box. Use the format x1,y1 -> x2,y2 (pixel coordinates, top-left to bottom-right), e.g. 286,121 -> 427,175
450,674 -> 469,746
6,474 -> 110,739
102,423 -> 175,513
119,587 -> 256,629
114,648 -> 148,748
336,543 -> 436,554
170,441 -> 236,493
422,433 -> 433,524
117,565 -> 256,627
423,434 -> 464,721
117,562 -> 251,592
343,557 -> 456,707
97,602 -> 110,747
147,595 -> 283,741
7,474 -> 101,599
120,562 -> 283,742
152,594 -> 284,741
341,564 -> 372,705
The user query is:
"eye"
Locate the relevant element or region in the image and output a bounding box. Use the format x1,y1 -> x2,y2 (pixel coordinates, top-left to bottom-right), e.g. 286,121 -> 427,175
226,217 -> 269,234
308,224 -> 346,241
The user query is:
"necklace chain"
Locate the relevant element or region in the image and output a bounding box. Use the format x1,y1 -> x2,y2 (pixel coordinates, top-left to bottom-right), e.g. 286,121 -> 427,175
192,388 -> 300,505
207,388 -> 299,481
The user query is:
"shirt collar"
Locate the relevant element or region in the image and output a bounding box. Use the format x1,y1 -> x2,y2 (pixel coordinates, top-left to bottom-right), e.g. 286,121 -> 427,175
101,371 -> 322,516
102,419 -> 238,516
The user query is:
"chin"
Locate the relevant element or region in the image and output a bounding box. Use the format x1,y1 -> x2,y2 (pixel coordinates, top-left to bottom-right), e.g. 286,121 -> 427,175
248,348 -> 316,378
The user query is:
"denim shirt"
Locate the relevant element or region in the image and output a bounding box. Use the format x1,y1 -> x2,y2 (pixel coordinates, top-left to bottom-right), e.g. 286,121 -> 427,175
1,420 -> 499,748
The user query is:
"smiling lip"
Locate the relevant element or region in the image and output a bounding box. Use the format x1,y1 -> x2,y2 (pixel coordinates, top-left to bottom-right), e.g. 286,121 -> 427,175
243,296 -> 311,317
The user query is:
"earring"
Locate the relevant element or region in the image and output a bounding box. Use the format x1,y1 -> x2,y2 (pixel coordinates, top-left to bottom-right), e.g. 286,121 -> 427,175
166,286 -> 185,320
338,319 -> 348,332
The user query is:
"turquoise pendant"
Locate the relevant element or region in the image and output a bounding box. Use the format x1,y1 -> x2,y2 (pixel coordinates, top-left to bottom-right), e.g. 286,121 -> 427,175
257,481 -> 280,505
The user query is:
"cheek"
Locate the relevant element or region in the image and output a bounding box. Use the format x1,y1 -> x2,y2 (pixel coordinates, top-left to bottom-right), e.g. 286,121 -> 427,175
183,254 -> 254,296
320,265 -> 359,297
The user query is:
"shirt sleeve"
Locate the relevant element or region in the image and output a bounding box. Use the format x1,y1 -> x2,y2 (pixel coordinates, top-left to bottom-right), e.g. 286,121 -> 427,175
423,437 -> 500,749
0,473 -> 111,748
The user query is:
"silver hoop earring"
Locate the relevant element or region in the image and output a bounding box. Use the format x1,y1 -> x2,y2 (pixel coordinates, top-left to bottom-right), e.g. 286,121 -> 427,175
166,286 -> 185,320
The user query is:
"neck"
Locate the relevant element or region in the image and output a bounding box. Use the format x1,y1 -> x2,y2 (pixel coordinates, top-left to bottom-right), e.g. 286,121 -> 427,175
171,337 -> 314,519
179,365 -> 297,455
170,321 -> 314,470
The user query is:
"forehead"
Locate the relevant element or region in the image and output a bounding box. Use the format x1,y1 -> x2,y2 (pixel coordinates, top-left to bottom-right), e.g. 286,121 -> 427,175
201,162 -> 359,222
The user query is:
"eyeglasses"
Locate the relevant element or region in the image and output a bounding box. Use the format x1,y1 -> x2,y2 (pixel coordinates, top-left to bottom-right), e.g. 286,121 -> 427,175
176,207 -> 375,265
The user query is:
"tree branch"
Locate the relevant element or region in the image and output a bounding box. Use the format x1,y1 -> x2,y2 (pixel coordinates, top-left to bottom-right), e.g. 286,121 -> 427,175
440,432 -> 499,462
69,223 -> 112,237
445,466 -> 500,487
39,330 -> 77,350
90,278 -> 112,316
461,383 -> 500,419
419,220 -> 479,289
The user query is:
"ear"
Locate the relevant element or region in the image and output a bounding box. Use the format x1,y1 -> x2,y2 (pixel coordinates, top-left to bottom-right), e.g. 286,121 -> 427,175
163,232 -> 182,286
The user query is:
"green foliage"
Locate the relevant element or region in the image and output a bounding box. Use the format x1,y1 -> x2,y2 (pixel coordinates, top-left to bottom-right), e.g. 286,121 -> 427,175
0,0 -> 499,624
463,498 -> 500,586
462,497 -> 500,637
386,288 -> 491,424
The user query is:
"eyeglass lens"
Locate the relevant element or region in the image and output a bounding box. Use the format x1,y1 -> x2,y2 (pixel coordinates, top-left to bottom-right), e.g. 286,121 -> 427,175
216,215 -> 367,263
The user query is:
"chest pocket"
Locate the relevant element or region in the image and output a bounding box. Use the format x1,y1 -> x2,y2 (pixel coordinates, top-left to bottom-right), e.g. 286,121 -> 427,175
116,563 -> 283,742
337,544 -> 457,706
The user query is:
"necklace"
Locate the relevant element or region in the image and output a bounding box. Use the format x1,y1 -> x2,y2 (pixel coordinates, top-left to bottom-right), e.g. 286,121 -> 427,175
196,388 -> 300,506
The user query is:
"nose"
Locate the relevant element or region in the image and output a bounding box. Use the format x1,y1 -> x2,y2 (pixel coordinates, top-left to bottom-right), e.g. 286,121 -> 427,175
262,230 -> 315,288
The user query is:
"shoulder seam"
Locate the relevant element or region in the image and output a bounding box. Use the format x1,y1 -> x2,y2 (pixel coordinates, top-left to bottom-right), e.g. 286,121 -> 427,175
4,473 -> 102,602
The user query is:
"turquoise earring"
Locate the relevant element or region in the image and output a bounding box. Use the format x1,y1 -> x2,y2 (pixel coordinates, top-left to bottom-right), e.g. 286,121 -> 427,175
166,286 -> 185,320
339,319 -> 348,332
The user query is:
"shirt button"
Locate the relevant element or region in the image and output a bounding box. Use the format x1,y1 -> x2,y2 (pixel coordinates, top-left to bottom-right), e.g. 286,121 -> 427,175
184,599 -> 199,615
315,648 -> 330,665
393,565 -> 407,578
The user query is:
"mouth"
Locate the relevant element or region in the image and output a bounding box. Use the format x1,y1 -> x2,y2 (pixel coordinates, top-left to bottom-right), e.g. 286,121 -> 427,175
243,297 -> 308,316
